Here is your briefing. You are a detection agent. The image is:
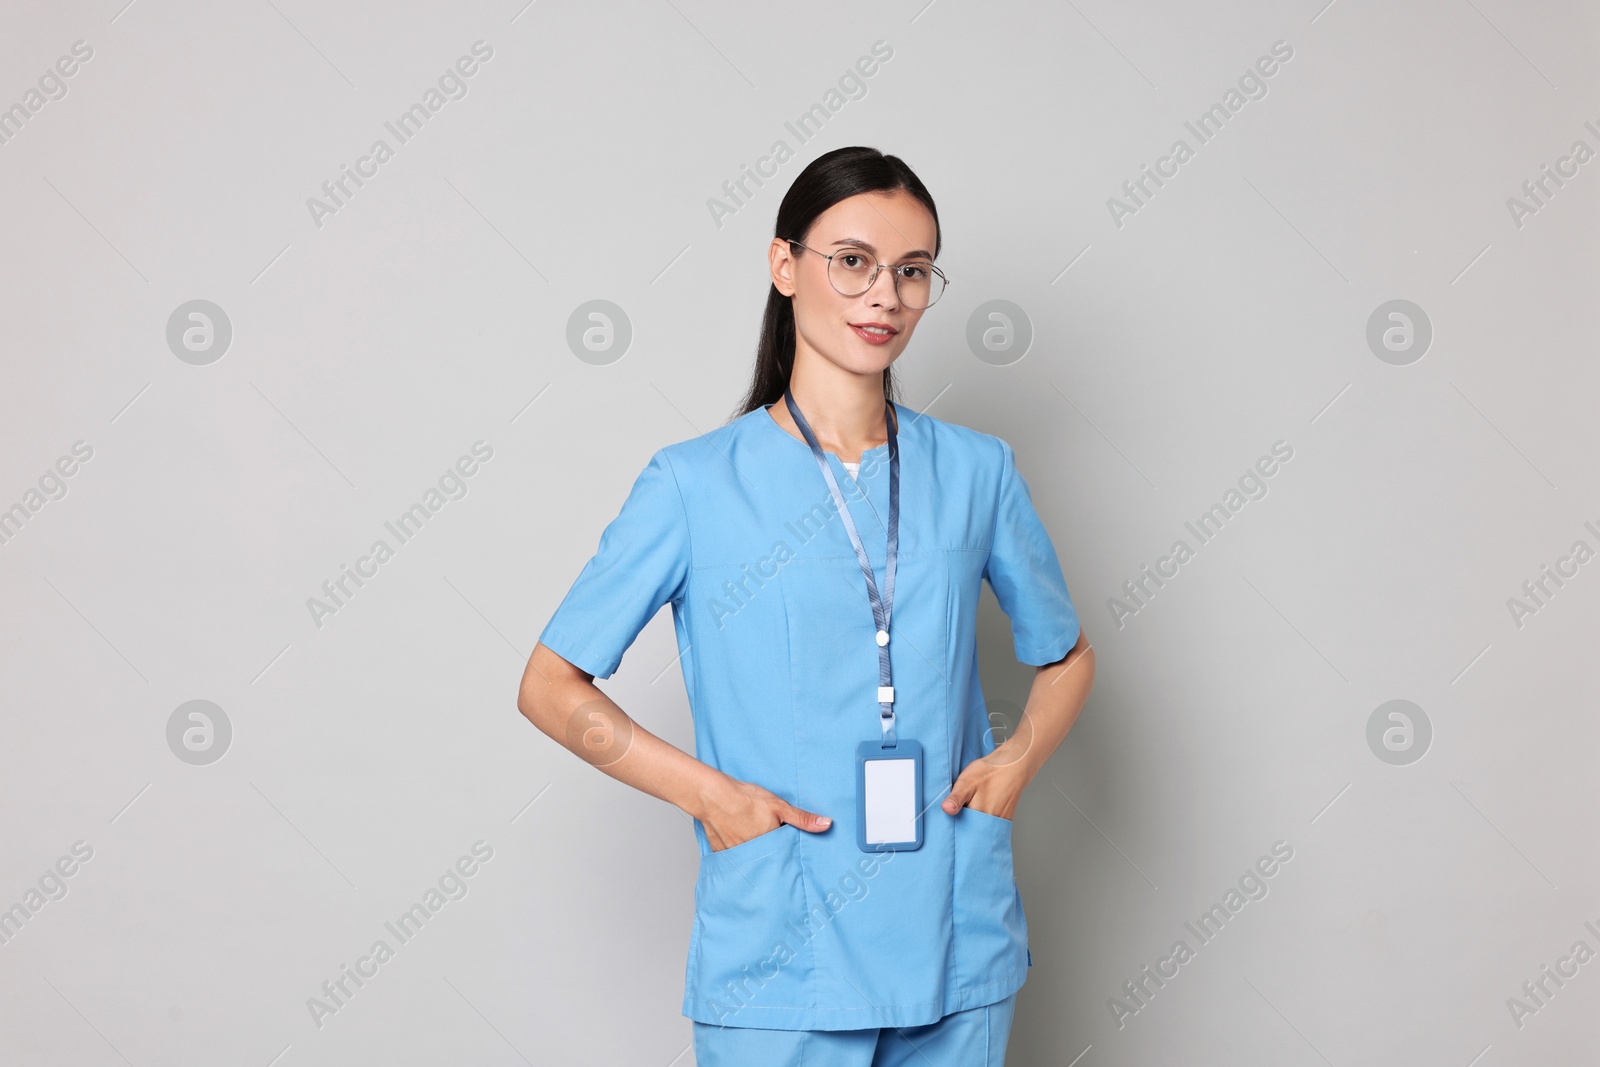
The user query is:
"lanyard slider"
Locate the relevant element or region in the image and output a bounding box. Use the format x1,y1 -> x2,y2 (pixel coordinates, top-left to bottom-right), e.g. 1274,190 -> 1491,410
877,686 -> 895,704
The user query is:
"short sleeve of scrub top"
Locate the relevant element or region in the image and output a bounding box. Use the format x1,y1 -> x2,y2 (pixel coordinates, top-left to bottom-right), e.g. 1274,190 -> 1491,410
538,406 -> 1080,1032
984,439 -> 1081,665
538,449 -> 690,680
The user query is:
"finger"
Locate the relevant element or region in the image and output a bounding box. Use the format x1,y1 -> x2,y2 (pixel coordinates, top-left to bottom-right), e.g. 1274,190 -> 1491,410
783,806 -> 832,832
942,781 -> 973,814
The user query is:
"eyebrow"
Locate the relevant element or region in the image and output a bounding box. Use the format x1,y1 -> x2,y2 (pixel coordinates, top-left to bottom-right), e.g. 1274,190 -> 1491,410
830,237 -> 935,261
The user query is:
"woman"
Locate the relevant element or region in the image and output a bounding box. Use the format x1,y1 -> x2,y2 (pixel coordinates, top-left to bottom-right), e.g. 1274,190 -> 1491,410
518,146 -> 1095,1066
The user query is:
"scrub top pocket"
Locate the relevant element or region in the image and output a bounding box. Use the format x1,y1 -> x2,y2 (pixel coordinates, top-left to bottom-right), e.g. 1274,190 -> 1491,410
690,824 -> 815,1024
950,807 -> 1029,987
704,822 -> 791,862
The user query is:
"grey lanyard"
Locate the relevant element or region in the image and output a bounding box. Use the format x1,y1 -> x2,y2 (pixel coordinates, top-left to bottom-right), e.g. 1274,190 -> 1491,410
782,388 -> 902,747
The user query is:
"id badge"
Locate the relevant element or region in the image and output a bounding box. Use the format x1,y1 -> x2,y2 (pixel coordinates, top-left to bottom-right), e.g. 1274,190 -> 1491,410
855,738 -> 924,852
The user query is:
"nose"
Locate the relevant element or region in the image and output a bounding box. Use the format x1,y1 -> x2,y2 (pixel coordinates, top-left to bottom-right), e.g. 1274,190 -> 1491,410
866,266 -> 900,310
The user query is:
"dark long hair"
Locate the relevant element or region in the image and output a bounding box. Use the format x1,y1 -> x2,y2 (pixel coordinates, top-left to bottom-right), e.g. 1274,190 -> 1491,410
731,146 -> 941,420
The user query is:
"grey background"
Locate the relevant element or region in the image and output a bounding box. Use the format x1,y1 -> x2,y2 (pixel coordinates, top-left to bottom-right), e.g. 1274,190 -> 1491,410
2,0 -> 1596,1064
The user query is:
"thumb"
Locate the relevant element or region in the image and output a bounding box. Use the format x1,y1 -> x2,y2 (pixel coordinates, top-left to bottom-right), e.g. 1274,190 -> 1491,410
783,805 -> 833,833
942,779 -> 974,815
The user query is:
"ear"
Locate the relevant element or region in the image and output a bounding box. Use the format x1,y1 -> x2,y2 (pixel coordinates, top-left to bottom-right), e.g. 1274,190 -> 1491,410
769,237 -> 799,297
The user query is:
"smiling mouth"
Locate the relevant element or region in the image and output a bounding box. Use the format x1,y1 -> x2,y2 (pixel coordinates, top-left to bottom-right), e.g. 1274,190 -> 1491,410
852,324 -> 897,338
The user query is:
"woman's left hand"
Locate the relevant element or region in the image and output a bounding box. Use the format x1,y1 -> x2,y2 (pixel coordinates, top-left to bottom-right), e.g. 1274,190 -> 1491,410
941,745 -> 1032,821
943,643 -> 1093,820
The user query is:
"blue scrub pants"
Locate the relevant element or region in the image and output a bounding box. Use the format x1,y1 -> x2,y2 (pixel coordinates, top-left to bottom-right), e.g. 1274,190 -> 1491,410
691,993 -> 1017,1066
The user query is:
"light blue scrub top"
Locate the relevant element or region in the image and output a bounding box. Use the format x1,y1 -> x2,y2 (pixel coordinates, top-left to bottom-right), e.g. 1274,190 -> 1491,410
539,403 -> 1081,1031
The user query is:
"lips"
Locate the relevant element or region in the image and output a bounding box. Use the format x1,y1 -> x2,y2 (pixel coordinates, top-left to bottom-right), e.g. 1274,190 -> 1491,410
850,322 -> 898,345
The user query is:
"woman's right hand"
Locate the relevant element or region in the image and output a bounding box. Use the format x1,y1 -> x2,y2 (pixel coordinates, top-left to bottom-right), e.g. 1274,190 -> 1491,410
695,775 -> 832,852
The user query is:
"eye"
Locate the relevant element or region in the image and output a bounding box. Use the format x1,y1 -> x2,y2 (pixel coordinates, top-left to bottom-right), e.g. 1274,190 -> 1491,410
837,252 -> 870,270
898,264 -> 929,280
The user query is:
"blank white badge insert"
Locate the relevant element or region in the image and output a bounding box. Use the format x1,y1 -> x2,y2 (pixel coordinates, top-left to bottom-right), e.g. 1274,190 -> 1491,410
863,757 -> 917,844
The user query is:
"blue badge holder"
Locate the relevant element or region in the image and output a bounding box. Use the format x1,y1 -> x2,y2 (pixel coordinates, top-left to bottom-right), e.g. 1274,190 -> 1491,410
855,738 -> 924,852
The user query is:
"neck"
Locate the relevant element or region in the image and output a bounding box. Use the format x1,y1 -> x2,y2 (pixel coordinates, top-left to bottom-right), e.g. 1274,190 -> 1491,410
777,350 -> 893,462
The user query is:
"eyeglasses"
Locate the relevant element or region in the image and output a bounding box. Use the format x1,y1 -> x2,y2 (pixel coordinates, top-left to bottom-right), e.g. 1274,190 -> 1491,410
789,240 -> 948,309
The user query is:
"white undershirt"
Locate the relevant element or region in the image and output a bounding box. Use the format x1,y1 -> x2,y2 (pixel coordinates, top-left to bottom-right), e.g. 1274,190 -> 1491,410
842,461 -> 860,478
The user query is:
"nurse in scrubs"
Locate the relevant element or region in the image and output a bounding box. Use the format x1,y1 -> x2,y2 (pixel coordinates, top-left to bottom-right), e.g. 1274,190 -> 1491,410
518,145 -> 1096,1066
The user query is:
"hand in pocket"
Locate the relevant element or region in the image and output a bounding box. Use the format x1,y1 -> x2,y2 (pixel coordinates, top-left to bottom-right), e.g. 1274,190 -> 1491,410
698,776 -> 833,852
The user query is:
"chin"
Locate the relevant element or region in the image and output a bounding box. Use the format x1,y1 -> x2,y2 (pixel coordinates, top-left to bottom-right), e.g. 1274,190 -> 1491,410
840,353 -> 900,378
839,338 -> 907,373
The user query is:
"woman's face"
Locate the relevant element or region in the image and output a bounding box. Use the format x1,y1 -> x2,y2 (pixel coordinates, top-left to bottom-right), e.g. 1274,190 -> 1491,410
770,188 -> 939,380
